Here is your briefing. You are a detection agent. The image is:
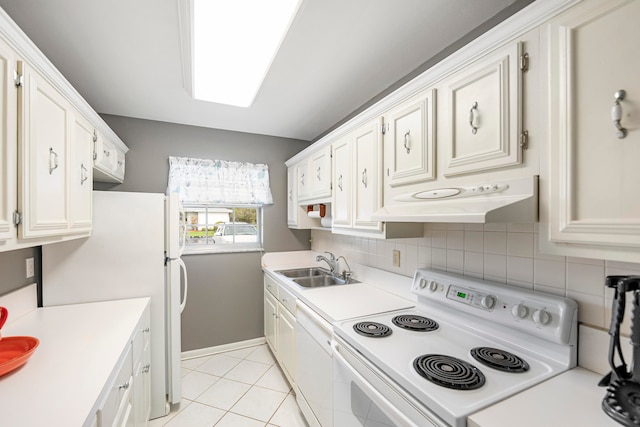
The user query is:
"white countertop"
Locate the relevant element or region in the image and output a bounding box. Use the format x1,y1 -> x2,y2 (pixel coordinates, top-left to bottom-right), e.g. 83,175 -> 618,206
262,251 -> 415,322
0,298 -> 149,427
468,367 -> 619,427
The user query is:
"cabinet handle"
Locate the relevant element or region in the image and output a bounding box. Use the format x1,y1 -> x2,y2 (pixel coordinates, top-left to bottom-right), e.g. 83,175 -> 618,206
104,149 -> 110,157
316,166 -> 321,181
80,163 -> 88,185
361,168 -> 368,188
141,327 -> 150,333
611,90 -> 628,139
118,380 -> 130,390
288,190 -> 292,201
300,173 -> 304,186
49,147 -> 59,174
337,174 -> 343,191
92,130 -> 98,143
469,101 -> 479,134
143,363 -> 151,373
403,130 -> 411,154
117,160 -> 123,166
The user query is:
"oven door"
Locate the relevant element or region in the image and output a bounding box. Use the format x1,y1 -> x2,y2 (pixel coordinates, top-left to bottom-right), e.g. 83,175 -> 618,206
332,336 -> 446,427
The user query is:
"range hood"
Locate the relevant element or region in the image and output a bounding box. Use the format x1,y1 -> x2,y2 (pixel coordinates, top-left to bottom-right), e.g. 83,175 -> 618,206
371,176 -> 538,223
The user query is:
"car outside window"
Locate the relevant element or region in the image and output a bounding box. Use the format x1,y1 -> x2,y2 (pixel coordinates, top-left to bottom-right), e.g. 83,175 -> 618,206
183,205 -> 262,254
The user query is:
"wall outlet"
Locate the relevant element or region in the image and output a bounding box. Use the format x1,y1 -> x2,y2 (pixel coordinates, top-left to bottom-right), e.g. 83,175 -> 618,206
25,257 -> 34,279
392,250 -> 400,267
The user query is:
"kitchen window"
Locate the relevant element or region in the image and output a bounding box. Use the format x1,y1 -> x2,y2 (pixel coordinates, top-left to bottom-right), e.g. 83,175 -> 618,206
183,204 -> 263,254
167,156 -> 272,254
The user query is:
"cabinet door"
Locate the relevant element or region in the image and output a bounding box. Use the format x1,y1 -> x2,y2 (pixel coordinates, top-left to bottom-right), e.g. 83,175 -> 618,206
287,166 -> 298,227
386,89 -> 436,187
19,61 -> 71,238
442,41 -> 522,176
69,112 -> 93,232
277,304 -> 296,383
331,135 -> 352,228
545,0 -> 640,254
0,39 -> 17,242
264,290 -> 278,355
353,118 -> 383,231
310,145 -> 331,199
296,159 -> 310,201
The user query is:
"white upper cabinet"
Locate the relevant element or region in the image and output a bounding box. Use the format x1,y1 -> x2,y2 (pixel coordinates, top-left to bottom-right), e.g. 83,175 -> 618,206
0,38 -> 16,243
384,89 -> 436,188
297,144 -> 332,203
441,41 -> 523,176
540,0 -> 640,262
309,145 -> 332,200
332,135 -> 353,229
69,112 -> 93,232
18,61 -> 72,238
353,118 -> 383,231
93,130 -> 126,183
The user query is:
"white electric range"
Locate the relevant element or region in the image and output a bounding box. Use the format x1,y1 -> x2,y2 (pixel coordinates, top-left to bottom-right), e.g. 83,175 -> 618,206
332,268 -> 578,427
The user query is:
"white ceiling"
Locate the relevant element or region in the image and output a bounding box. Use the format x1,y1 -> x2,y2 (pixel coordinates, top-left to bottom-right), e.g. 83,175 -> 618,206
0,0 -> 531,141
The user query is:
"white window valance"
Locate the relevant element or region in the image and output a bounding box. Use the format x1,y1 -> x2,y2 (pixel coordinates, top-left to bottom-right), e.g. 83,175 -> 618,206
167,156 -> 273,205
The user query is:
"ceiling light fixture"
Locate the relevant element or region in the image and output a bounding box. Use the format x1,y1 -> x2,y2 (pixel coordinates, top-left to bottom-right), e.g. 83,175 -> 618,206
192,0 -> 302,108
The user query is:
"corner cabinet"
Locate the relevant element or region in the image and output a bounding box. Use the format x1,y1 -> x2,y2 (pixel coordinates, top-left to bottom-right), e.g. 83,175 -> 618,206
540,0 -> 640,262
94,130 -> 126,183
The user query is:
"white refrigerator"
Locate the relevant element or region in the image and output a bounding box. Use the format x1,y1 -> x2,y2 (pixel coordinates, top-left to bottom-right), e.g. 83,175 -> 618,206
41,191 -> 188,419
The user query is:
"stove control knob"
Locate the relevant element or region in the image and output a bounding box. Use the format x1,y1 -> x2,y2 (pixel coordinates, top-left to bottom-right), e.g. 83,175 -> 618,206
427,280 -> 438,292
480,295 -> 496,310
418,278 -> 427,289
532,309 -> 551,326
511,303 -> 529,319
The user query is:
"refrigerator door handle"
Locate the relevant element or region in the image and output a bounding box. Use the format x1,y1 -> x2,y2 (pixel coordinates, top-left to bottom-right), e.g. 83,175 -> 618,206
178,258 -> 188,313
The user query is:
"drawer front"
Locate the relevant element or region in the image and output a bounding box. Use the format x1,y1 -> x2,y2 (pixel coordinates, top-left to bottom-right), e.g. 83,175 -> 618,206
278,284 -> 296,314
264,274 -> 279,298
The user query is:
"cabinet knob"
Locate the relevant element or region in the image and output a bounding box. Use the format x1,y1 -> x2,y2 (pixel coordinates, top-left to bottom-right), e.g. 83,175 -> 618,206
118,380 -> 130,390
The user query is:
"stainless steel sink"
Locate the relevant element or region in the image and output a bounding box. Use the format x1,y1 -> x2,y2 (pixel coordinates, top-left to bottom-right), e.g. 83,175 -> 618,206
275,267 -> 332,278
275,267 -> 359,287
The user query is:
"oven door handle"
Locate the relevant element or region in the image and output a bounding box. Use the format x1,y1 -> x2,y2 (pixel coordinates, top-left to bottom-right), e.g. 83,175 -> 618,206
331,341 -> 423,427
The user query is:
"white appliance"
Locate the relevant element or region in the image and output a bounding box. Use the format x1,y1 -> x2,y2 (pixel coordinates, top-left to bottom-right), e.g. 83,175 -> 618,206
332,268 -> 578,427
41,191 -> 188,419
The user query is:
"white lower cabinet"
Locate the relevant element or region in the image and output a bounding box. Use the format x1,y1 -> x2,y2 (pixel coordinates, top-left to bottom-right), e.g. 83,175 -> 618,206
263,274 -> 296,386
96,303 -> 151,427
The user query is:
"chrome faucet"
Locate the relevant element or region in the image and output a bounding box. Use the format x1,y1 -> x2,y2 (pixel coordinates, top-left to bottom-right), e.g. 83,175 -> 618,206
316,251 -> 337,274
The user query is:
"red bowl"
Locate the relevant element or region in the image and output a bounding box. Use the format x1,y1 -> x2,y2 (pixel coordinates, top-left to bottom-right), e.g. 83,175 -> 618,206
0,336 -> 40,377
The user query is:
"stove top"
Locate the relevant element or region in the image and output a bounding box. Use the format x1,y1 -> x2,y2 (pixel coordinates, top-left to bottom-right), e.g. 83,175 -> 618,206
333,269 -> 578,426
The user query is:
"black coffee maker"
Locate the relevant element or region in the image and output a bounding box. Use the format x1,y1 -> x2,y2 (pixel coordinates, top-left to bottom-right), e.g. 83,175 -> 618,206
601,275 -> 640,425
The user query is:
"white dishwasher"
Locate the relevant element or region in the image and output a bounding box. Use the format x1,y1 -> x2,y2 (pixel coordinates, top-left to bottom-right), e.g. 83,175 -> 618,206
295,300 -> 334,427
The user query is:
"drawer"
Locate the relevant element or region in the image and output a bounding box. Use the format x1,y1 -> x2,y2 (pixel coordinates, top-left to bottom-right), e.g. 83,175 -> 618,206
264,274 -> 279,298
278,284 -> 296,314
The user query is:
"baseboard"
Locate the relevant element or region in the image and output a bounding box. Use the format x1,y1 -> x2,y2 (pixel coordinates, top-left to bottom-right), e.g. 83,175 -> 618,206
181,337 -> 266,360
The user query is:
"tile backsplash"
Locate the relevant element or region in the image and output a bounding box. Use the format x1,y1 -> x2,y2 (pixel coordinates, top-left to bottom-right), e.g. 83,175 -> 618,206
311,223 -> 640,334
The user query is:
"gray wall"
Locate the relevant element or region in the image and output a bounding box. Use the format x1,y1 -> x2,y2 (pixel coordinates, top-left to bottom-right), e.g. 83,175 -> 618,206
99,115 -> 311,351
0,247 -> 39,297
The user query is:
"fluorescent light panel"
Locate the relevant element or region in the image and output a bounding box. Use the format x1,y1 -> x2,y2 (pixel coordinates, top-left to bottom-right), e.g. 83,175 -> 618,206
193,0 -> 301,107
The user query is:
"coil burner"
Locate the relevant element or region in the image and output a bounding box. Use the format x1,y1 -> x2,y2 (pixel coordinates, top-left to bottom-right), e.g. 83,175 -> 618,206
392,315 -> 439,332
353,321 -> 392,338
413,354 -> 485,390
470,347 -> 530,373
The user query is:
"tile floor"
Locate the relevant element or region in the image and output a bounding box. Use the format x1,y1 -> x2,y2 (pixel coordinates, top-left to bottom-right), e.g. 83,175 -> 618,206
149,344 -> 308,427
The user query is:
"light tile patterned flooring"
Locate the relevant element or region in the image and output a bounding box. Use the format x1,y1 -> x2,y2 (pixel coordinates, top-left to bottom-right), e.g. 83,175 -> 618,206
149,344 -> 309,427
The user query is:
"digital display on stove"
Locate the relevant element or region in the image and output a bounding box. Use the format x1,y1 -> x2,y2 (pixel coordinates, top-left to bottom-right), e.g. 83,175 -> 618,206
457,291 -> 467,298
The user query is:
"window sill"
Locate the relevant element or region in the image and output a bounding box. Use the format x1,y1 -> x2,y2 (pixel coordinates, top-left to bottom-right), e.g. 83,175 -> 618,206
183,247 -> 264,256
